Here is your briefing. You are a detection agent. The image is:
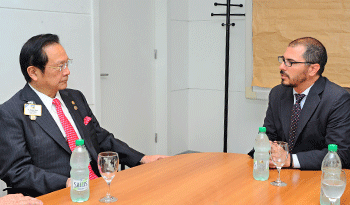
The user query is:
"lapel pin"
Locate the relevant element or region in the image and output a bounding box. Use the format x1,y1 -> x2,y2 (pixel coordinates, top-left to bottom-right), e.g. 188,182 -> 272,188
72,101 -> 75,105
74,106 -> 78,110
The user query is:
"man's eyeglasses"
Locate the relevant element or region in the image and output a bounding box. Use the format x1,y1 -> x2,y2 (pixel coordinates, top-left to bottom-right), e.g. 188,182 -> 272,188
278,56 -> 313,67
48,59 -> 73,71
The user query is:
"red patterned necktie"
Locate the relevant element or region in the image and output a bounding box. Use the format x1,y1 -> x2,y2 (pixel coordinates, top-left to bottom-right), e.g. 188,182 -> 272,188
288,94 -> 305,152
52,98 -> 98,180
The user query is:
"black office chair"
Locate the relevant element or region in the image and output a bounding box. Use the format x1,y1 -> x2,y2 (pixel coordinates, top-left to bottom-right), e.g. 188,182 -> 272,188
121,164 -> 126,171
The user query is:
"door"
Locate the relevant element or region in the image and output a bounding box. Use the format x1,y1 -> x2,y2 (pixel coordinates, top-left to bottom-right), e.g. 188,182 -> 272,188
99,0 -> 156,155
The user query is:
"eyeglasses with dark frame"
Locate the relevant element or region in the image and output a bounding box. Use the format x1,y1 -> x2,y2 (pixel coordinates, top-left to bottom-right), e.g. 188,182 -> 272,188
47,59 -> 73,71
278,56 -> 314,67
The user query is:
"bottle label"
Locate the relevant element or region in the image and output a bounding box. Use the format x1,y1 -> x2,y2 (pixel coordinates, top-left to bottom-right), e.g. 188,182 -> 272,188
254,159 -> 268,170
72,178 -> 89,191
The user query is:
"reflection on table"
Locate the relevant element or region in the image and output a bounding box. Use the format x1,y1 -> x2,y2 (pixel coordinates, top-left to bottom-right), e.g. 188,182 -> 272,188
37,152 -> 350,204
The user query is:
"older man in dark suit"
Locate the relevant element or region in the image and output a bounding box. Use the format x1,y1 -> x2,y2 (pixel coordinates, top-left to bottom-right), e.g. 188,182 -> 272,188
249,37 -> 350,170
0,34 -> 167,197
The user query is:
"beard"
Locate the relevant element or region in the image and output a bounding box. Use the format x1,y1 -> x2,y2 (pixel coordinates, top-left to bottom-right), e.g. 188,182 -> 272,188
280,70 -> 307,88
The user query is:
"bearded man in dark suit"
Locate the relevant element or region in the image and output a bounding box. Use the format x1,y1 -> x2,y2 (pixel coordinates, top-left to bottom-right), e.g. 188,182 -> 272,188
249,37 -> 350,170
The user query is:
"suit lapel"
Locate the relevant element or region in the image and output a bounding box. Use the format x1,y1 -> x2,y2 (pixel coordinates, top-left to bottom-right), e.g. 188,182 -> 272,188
295,77 -> 325,141
60,90 -> 98,162
280,88 -> 294,141
21,84 -> 71,153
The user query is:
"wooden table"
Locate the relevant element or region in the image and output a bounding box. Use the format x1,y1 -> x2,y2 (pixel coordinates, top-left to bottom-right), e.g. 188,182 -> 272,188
37,153 -> 350,204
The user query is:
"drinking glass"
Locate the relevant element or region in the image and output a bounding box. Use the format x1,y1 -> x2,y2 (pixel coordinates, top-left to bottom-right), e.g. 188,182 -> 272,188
321,170 -> 346,205
98,151 -> 119,203
270,141 -> 289,187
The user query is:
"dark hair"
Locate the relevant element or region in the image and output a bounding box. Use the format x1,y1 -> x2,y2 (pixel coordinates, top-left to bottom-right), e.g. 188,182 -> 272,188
20,34 -> 60,82
289,37 -> 327,76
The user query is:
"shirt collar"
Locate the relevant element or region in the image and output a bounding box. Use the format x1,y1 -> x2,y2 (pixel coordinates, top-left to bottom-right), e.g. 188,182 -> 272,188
293,84 -> 314,96
28,83 -> 64,109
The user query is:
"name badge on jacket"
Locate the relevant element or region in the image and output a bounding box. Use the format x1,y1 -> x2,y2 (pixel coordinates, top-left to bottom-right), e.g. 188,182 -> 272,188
24,102 -> 42,120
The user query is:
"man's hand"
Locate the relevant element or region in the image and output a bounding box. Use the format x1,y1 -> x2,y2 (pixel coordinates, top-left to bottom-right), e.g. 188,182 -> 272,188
66,178 -> 71,187
0,194 -> 43,205
270,153 -> 291,168
140,155 -> 169,164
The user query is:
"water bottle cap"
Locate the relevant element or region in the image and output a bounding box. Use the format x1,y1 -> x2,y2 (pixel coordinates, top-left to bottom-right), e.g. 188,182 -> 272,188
75,139 -> 85,146
328,144 -> 337,152
259,127 -> 266,133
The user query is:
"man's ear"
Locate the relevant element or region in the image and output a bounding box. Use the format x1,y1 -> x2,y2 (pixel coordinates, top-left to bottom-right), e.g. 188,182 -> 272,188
27,66 -> 38,81
309,63 -> 320,77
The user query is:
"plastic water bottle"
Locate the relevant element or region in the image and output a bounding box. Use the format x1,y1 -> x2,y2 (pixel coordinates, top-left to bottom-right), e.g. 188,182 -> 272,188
320,144 -> 341,205
70,139 -> 90,202
253,127 -> 270,181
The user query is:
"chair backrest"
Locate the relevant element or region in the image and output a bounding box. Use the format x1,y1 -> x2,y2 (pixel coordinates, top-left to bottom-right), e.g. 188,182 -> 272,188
0,179 -> 7,197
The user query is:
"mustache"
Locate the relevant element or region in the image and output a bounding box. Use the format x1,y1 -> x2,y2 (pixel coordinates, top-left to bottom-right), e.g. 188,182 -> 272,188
280,70 -> 289,78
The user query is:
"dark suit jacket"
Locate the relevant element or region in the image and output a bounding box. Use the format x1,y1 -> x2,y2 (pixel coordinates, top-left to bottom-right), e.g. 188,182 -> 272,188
249,77 -> 350,170
0,84 -> 144,197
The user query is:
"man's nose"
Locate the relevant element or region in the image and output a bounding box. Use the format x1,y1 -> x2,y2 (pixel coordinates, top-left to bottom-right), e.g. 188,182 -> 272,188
63,67 -> 70,75
279,62 -> 287,71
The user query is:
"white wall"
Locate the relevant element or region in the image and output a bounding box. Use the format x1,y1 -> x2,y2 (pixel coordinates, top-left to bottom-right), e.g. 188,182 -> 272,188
167,0 -> 268,155
0,1 -> 98,112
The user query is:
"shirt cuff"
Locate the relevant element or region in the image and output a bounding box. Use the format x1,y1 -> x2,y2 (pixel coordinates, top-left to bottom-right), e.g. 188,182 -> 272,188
292,154 -> 301,168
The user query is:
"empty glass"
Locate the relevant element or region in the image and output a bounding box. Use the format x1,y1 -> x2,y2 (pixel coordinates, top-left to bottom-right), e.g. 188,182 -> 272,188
98,151 -> 119,203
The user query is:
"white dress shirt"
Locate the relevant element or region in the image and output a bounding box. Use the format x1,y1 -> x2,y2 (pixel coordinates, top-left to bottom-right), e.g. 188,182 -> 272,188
29,84 -> 82,140
291,84 -> 313,168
